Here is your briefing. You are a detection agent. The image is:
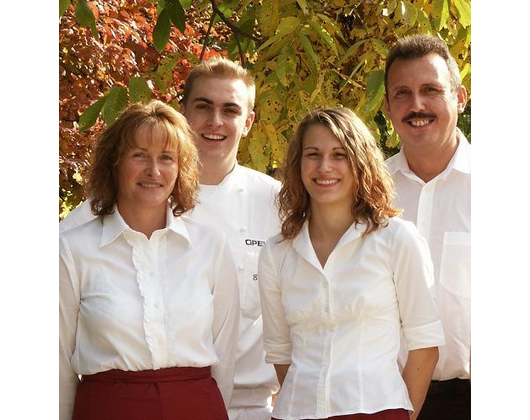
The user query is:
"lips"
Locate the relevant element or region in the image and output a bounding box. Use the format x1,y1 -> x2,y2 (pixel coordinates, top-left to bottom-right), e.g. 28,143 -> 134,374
138,182 -> 163,188
314,178 -> 339,186
403,112 -> 436,127
202,133 -> 226,141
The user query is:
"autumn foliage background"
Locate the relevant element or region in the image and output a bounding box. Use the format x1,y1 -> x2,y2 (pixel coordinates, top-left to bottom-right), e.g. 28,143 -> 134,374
59,0 -> 471,219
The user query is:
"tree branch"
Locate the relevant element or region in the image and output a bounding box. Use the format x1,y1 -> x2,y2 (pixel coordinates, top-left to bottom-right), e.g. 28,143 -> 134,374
200,11 -> 217,62
233,32 -> 246,67
209,0 -> 262,43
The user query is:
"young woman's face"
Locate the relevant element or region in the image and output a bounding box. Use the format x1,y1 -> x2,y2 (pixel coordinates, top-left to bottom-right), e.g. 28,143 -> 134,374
300,124 -> 354,209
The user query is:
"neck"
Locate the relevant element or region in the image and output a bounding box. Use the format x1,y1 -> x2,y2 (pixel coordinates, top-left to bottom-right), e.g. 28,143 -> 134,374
310,204 -> 354,238
117,203 -> 167,239
199,155 -> 236,185
404,133 -> 459,183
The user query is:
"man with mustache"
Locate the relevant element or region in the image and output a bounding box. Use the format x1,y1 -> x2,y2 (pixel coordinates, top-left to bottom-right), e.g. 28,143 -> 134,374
384,34 -> 470,420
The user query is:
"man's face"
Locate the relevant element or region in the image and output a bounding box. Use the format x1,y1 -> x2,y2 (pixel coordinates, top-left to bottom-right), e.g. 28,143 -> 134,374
181,76 -> 255,165
384,53 -> 467,153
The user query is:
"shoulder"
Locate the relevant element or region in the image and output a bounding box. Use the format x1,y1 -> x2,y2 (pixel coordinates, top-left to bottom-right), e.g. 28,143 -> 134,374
261,232 -> 291,261
59,217 -> 103,256
178,214 -> 227,246
59,200 -> 97,234
236,165 -> 281,190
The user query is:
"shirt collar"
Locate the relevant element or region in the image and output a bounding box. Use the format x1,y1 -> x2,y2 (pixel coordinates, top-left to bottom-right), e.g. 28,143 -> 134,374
387,128 -> 471,178
100,205 -> 192,247
292,219 -> 366,270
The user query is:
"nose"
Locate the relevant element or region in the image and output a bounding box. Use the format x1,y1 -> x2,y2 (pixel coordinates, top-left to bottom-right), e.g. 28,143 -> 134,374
318,155 -> 333,172
145,158 -> 160,177
410,92 -> 425,112
207,109 -> 223,127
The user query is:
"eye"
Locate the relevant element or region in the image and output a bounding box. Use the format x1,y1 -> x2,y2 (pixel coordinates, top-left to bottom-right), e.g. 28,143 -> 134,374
394,89 -> 409,98
160,154 -> 174,161
334,152 -> 347,159
225,108 -> 241,115
131,151 -> 146,159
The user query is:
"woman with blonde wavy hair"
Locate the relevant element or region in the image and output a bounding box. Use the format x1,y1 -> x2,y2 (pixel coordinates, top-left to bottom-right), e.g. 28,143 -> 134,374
59,100 -> 239,420
258,107 -> 444,420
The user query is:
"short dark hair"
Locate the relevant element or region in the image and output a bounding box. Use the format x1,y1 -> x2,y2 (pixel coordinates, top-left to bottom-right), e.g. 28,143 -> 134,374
385,34 -> 461,94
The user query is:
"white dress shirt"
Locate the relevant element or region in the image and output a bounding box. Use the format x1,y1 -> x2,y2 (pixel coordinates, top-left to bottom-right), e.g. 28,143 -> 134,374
386,132 -> 471,381
187,164 -> 281,418
258,218 -> 445,420
59,206 -> 239,420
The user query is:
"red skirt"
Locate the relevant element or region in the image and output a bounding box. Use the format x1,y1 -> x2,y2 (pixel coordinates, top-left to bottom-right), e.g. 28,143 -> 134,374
72,366 -> 228,420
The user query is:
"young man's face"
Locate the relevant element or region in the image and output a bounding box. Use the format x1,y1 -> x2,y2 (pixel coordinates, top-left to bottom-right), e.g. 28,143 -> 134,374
384,53 -> 467,153
181,76 -> 255,166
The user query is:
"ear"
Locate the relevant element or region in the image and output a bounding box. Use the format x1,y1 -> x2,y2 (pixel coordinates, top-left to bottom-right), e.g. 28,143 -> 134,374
242,110 -> 255,136
180,102 -> 187,116
383,94 -> 392,117
456,85 -> 468,114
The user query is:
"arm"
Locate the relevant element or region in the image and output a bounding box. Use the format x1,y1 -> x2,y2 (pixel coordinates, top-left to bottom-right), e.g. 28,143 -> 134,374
258,241 -> 293,366
402,347 -> 438,420
273,363 -> 291,386
59,237 -> 81,420
210,236 -> 240,409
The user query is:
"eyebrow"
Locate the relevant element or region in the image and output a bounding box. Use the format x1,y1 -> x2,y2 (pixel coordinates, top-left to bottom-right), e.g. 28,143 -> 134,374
192,97 -> 243,109
303,146 -> 346,150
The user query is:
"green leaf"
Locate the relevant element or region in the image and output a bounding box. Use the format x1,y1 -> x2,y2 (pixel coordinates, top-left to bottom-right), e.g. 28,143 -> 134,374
60,0 -> 70,17
166,0 -> 186,34
256,31 -> 289,52
101,86 -> 128,125
296,0 -> 308,14
363,70 -> 385,113
340,39 -> 367,64
371,39 -> 389,57
180,0 -> 192,9
276,16 -> 300,36
78,97 -> 106,132
395,1 -> 417,27
432,0 -> 449,31
452,0 -> 471,27
129,77 -> 152,104
75,0 -> 99,40
153,9 -> 171,52
307,20 -> 338,56
416,9 -> 433,32
297,32 -> 320,70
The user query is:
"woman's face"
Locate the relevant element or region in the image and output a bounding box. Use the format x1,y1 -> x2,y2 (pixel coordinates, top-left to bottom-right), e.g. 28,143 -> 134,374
116,124 -> 179,215
300,124 -> 355,209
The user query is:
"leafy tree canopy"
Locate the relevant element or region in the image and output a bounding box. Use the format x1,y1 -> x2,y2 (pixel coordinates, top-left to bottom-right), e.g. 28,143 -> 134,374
59,0 -> 471,218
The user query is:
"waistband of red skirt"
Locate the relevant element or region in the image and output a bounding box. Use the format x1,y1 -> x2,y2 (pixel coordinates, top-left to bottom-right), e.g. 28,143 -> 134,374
81,366 -> 212,383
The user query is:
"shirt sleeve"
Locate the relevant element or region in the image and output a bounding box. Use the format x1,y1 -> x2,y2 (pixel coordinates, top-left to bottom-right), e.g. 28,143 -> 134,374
391,222 -> 445,351
210,235 -> 240,409
258,239 -> 292,364
59,237 -> 81,420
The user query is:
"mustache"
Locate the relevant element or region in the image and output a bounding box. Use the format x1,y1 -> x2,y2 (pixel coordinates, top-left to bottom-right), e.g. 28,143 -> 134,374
402,112 -> 436,122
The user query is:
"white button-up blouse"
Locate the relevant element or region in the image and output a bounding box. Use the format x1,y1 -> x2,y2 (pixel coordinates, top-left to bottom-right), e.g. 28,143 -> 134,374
258,217 -> 444,420
59,206 -> 239,420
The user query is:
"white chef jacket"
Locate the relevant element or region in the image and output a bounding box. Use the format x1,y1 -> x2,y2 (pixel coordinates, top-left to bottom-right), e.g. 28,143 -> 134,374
59,206 -> 239,420
258,218 -> 445,420
187,164 -> 282,417
386,131 -> 471,381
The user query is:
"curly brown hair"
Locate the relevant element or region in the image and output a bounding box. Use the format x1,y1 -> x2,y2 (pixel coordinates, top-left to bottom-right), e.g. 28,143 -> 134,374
278,107 -> 400,240
87,100 -> 200,217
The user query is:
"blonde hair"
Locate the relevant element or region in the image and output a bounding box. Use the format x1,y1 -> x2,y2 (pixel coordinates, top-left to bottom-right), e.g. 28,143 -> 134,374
87,100 -> 200,217
182,56 -> 256,110
278,107 -> 400,239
